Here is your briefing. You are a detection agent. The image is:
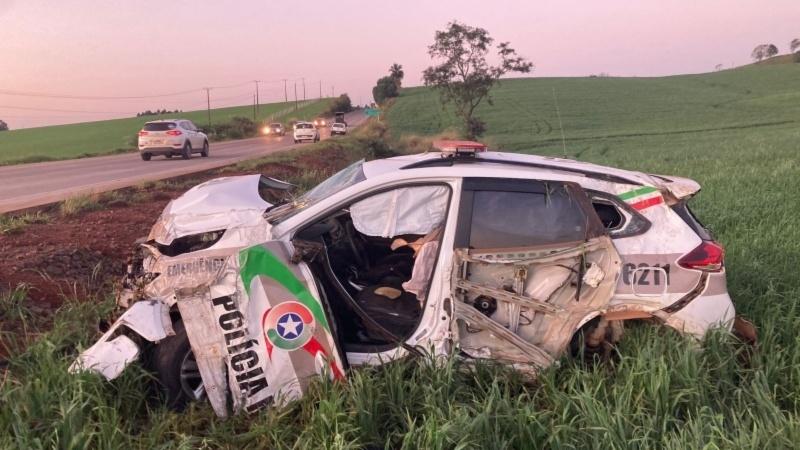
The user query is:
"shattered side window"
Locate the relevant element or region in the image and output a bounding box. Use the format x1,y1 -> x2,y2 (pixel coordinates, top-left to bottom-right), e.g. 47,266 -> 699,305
468,187 -> 588,248
265,160 -> 366,224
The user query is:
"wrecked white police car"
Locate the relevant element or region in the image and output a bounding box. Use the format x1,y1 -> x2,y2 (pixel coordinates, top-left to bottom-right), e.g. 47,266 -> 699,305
72,141 -> 736,417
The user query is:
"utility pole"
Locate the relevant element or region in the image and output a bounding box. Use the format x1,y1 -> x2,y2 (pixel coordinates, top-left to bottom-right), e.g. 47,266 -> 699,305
283,79 -> 288,103
203,87 -> 212,128
319,80 -> 322,99
302,77 -> 306,101
294,82 -> 298,110
254,80 -> 261,117
252,94 -> 256,121
331,86 -> 334,97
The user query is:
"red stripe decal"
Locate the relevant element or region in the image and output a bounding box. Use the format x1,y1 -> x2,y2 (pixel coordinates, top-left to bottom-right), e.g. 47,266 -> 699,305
630,196 -> 663,211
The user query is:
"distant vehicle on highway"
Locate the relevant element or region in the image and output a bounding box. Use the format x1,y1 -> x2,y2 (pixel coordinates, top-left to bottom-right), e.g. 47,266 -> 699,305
334,111 -> 346,125
262,122 -> 285,136
313,117 -> 328,128
293,121 -> 320,143
138,119 -> 209,161
331,122 -> 347,136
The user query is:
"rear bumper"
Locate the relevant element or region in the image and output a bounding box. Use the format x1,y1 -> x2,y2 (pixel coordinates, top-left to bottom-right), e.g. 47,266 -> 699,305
139,146 -> 182,155
665,292 -> 736,338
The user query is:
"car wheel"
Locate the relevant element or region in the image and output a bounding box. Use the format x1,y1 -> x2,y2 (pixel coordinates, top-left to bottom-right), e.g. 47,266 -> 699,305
141,153 -> 151,161
293,139 -> 298,144
181,142 -> 192,159
201,141 -> 209,157
165,153 -> 173,159
150,320 -> 204,411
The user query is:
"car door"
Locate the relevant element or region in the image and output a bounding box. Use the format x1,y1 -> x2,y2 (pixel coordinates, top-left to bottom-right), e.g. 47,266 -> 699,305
174,240 -> 346,416
184,121 -> 201,148
450,178 -> 622,368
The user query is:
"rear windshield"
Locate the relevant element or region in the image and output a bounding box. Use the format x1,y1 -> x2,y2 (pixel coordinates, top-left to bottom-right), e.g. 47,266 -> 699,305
333,123 -> 345,127
296,123 -> 312,129
671,200 -> 713,240
144,122 -> 176,131
270,123 -> 282,127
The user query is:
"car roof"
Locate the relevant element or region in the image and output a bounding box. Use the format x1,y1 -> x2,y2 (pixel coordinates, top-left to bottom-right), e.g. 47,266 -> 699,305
361,151 -> 664,188
144,119 -> 189,123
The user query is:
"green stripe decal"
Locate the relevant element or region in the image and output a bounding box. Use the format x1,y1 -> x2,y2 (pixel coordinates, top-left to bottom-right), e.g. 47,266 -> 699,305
618,186 -> 658,201
239,245 -> 330,332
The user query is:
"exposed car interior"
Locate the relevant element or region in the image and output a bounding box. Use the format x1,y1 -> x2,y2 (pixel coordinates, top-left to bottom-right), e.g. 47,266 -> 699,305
295,185 -> 449,352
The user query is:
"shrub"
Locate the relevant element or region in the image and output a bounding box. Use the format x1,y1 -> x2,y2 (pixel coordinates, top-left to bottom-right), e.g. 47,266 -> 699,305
325,94 -> 353,115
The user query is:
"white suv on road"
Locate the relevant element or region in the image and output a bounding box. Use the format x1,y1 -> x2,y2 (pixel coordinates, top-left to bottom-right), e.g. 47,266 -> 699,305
293,122 -> 320,143
331,122 -> 347,136
138,120 -> 209,161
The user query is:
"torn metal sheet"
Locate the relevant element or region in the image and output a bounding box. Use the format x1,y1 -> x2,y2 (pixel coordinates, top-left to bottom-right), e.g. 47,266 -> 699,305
70,300 -> 174,379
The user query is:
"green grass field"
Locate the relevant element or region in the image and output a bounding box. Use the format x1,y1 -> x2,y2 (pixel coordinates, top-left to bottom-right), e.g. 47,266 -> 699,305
3,65 -> 800,448
0,99 -> 331,165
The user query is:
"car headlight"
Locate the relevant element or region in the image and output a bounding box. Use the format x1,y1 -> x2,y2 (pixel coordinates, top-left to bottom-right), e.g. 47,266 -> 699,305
155,230 -> 225,257
262,127 -> 270,134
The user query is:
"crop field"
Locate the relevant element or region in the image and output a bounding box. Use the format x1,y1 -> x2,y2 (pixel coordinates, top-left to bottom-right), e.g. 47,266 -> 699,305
2,64 -> 800,448
0,99 -> 330,165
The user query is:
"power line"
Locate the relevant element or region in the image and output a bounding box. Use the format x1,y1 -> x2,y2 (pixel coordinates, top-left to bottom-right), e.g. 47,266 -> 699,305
0,78 -> 304,101
0,104 -> 136,114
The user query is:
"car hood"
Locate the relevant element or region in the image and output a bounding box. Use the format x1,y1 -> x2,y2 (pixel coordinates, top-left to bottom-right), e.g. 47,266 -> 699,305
148,175 -> 272,245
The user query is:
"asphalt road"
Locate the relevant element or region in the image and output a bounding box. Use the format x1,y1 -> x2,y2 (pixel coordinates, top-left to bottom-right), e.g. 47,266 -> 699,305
0,111 -> 366,213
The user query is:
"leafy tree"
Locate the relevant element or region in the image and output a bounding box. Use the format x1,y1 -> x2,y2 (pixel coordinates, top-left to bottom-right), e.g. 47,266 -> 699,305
326,94 -> 353,114
422,21 -> 532,138
751,43 -> 778,62
0,120 -> 8,131
389,63 -> 404,88
791,38 -> 800,53
372,76 -> 399,105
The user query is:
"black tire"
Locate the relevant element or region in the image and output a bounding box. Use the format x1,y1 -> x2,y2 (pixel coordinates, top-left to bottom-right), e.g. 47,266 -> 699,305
165,153 -> 173,159
181,142 -> 192,159
201,141 -> 209,157
293,139 -> 298,144
150,320 -> 204,411
140,153 -> 151,161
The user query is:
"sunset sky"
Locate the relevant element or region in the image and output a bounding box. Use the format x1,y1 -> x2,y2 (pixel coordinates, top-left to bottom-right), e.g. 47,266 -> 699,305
1,0 -> 798,129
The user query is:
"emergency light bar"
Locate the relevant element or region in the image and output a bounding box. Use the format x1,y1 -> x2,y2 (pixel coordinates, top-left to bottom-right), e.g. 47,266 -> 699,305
433,140 -> 487,156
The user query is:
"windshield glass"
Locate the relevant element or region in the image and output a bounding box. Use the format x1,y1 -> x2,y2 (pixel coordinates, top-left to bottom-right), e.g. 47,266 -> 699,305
265,159 -> 366,223
296,123 -> 312,129
144,122 -> 176,131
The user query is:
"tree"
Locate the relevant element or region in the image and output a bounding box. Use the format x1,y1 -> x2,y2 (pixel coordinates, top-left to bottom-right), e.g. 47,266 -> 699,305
715,63 -> 724,71
0,120 -> 7,131
751,43 -> 778,62
326,94 -> 353,114
372,76 -> 399,104
422,21 -> 532,138
790,38 -> 800,53
389,63 -> 404,88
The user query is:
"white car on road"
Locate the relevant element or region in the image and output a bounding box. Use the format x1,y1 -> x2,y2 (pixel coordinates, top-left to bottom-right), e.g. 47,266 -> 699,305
331,122 -> 347,136
138,120 -> 209,161
293,122 -> 319,143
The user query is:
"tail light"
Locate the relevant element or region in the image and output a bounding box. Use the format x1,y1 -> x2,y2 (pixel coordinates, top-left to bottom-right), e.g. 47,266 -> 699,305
138,131 -> 148,136
677,241 -> 724,272
166,130 -> 182,136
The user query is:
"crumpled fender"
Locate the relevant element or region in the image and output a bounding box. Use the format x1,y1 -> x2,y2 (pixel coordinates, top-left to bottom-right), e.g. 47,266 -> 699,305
69,300 -> 174,380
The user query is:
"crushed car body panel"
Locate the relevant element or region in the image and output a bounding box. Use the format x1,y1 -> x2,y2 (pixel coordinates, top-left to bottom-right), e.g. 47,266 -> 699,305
69,300 -> 174,379
148,175 -> 274,246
